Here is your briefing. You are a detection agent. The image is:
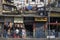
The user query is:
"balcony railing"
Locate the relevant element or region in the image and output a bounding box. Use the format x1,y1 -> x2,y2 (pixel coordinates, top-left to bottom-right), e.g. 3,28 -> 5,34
24,10 -> 37,13
20,10 -> 38,16
2,0 -> 14,5
2,10 -> 18,14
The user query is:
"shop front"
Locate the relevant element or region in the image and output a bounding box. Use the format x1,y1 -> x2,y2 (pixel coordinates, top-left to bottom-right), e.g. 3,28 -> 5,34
34,17 -> 48,38
2,17 -> 14,38
48,17 -> 60,38
24,17 -> 34,38
14,17 -> 24,38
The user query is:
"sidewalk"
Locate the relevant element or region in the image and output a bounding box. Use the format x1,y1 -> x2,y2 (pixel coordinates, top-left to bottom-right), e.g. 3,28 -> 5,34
0,38 -> 60,40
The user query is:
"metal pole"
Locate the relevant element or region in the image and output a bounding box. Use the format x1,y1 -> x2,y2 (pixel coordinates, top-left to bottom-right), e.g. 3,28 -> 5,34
48,0 -> 52,38
33,23 -> 35,38
44,0 -> 46,38
44,0 -> 52,39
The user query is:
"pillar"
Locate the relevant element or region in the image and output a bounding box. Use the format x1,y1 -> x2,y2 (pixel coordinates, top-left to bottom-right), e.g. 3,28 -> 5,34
33,23 -> 36,38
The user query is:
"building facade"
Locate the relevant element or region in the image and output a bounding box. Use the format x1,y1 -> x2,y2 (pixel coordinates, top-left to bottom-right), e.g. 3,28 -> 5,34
14,0 -> 49,8
0,0 -> 60,38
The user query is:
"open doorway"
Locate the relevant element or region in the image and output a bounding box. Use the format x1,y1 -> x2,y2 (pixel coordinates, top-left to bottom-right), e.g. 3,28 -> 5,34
25,24 -> 33,38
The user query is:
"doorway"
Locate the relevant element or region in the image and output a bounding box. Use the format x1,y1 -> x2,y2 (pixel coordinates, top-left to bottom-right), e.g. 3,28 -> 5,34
25,23 -> 33,38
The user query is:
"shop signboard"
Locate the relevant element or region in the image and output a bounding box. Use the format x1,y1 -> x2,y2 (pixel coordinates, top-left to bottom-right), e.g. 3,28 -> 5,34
50,13 -> 60,17
35,17 -> 47,21
14,17 -> 23,23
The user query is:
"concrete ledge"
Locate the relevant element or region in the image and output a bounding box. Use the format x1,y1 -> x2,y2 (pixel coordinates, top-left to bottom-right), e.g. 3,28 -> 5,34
0,38 -> 60,40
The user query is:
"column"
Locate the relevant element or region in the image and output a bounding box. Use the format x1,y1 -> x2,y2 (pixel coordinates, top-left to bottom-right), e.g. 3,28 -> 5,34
33,23 -> 36,38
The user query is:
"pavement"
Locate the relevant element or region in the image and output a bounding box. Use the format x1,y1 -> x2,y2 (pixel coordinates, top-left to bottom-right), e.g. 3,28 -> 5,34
0,38 -> 60,40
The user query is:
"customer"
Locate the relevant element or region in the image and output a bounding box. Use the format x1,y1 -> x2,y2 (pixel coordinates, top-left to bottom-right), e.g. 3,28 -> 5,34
13,24 -> 20,38
8,22 -> 14,38
20,24 -> 26,38
3,22 -> 9,38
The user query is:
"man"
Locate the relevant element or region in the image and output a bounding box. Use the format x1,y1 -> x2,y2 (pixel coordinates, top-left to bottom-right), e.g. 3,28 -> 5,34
3,22 -> 9,38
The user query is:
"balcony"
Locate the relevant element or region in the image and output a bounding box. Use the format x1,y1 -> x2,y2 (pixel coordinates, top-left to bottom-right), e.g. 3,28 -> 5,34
51,7 -> 60,12
2,10 -> 18,14
46,7 -> 60,12
24,10 -> 37,14
2,4 -> 18,15
2,0 -> 14,5
20,10 -> 38,17
19,10 -> 48,17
